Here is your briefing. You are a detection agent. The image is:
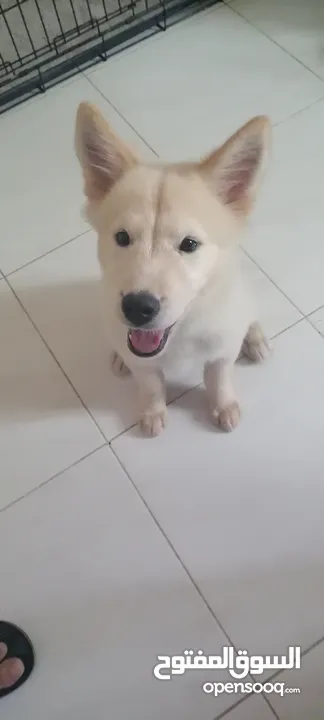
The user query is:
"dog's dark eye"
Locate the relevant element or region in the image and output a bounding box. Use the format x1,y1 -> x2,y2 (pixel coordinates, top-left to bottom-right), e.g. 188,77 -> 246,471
179,236 -> 199,253
115,230 -> 131,247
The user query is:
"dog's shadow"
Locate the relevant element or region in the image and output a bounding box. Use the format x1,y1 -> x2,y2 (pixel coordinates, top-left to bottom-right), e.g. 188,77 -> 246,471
2,276 -> 222,435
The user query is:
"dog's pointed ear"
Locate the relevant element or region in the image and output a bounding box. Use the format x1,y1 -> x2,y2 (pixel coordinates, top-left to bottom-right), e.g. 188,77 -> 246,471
199,116 -> 271,215
75,102 -> 138,202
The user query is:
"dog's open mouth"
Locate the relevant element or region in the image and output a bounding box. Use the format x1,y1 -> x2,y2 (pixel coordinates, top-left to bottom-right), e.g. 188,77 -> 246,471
127,326 -> 172,357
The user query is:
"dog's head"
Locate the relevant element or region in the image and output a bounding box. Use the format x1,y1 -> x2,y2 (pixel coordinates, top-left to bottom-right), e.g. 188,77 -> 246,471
75,103 -> 270,358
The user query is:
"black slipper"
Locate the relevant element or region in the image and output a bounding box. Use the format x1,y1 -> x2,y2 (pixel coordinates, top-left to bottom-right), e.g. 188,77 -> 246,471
0,621 -> 35,699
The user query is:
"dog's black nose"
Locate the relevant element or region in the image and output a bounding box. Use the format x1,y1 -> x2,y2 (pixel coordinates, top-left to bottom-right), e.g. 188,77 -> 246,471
122,292 -> 160,326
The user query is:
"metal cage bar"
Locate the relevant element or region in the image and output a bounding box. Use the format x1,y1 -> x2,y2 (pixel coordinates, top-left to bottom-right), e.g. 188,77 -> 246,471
0,0 -> 219,114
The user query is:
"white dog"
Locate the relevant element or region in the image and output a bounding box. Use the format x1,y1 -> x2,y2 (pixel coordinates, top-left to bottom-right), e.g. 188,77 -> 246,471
75,103 -> 270,436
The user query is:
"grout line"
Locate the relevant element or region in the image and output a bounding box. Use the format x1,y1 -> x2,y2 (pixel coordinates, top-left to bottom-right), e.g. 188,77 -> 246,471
273,94 -> 324,129
4,275 -> 108,443
306,303 -> 324,319
270,316 -> 304,340
305,313 -> 324,340
83,74 -> 160,158
0,443 -> 107,513
213,692 -> 279,720
4,229 -> 91,279
215,694 -> 259,720
109,422 -> 138,444
228,2 -> 324,84
305,314 -> 321,334
213,695 -> 249,720
301,634 -> 324,658
263,695 -> 281,720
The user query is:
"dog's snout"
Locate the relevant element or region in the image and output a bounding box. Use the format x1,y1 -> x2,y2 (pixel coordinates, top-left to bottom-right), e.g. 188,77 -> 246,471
122,292 -> 160,326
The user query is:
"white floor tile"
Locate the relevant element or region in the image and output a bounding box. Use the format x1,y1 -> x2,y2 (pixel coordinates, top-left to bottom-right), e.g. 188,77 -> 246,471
243,98 -> 324,315
87,5 -> 324,161
220,695 -> 276,720
0,76 -> 153,275
230,0 -> 324,79
9,232 -> 300,441
112,321 -> 324,659
268,641 -> 324,719
1,445 -> 239,720
0,280 -> 102,509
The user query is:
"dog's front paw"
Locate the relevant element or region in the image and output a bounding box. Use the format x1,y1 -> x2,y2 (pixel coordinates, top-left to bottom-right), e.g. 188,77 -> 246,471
110,351 -> 130,378
242,322 -> 270,363
140,405 -> 168,437
212,401 -> 241,432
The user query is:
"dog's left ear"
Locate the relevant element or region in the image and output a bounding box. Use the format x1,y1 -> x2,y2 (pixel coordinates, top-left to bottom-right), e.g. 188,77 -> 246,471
75,102 -> 138,203
200,116 -> 270,215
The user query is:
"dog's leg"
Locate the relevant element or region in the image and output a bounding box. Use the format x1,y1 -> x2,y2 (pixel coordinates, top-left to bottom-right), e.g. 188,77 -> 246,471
110,351 -> 131,378
204,358 -> 240,432
242,321 -> 270,363
133,368 -> 167,437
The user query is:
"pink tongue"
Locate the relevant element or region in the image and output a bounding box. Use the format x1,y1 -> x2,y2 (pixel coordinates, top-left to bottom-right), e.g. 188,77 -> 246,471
129,329 -> 164,354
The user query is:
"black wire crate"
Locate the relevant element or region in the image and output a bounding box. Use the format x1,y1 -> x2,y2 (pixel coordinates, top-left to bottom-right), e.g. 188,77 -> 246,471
0,0 -> 218,113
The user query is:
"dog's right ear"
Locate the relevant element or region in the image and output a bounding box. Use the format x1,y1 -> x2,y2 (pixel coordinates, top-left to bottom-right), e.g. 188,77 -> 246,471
199,116 -> 270,216
75,103 -> 138,202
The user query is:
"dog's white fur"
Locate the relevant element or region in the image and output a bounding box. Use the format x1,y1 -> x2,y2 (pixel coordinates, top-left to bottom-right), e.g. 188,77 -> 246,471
75,103 -> 271,436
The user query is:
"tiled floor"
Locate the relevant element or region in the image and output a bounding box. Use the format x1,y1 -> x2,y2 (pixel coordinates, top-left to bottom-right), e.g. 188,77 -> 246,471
1,1 -> 324,717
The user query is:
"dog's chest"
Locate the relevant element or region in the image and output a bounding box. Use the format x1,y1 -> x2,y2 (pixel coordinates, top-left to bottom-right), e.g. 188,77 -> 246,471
162,320 -> 232,370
